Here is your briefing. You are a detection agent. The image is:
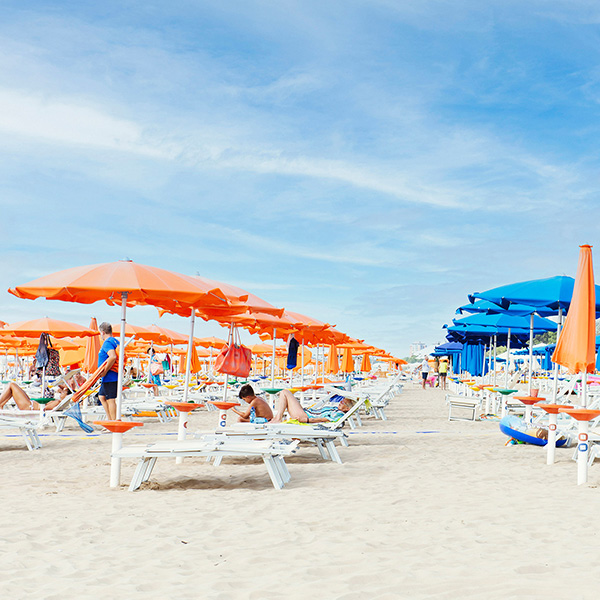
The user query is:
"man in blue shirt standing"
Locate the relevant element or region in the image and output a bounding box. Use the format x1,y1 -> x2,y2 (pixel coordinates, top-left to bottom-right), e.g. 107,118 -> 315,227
98,322 -> 119,420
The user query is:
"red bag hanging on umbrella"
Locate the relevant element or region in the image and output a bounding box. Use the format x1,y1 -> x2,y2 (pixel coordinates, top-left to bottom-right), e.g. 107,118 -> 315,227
215,325 -> 252,377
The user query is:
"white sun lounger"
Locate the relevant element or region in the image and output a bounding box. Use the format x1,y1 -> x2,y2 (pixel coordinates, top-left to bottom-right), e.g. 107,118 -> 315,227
446,394 -> 482,421
114,438 -> 299,491
0,416 -> 42,450
213,423 -> 347,464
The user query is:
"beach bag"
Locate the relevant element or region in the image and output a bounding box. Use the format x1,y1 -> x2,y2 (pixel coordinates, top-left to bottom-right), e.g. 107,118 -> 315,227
46,347 -> 61,376
35,333 -> 61,376
150,361 -> 164,376
215,327 -> 252,377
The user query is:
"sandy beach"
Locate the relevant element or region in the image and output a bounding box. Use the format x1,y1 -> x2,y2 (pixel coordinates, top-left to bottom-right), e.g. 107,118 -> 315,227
1,384 -> 600,600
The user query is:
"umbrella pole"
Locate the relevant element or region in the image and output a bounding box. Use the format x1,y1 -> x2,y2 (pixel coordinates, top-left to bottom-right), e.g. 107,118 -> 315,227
551,308 -> 563,403
271,329 -> 277,387
176,311 -> 196,464
505,328 -> 511,389
110,291 -> 128,488
528,313 -> 534,396
493,335 -> 497,388
301,340 -> 305,389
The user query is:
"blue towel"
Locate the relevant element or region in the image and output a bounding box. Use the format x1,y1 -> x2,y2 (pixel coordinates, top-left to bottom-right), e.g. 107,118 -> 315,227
64,403 -> 95,434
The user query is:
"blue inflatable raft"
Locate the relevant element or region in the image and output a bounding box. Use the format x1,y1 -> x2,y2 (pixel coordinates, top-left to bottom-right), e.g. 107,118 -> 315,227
499,415 -> 569,447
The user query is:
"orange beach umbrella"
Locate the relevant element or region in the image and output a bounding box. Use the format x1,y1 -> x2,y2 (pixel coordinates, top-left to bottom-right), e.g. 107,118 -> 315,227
552,244 -> 597,377
326,344 -> 339,374
2,317 -> 99,339
360,353 -> 372,372
551,244 -> 597,484
340,346 -> 354,373
82,318 -> 101,374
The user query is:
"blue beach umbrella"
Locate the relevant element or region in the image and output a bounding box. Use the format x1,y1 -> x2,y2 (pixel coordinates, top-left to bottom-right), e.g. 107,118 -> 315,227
453,312 -> 557,333
456,299 -> 556,318
470,275 -> 600,397
469,275 -> 600,315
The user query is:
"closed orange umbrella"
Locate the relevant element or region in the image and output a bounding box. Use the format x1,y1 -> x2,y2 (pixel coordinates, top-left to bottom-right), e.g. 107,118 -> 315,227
552,244 -> 597,377
188,344 -> 203,374
360,353 -> 372,372
326,344 -> 339,373
82,317 -> 101,374
341,347 -> 354,373
551,244 -> 597,484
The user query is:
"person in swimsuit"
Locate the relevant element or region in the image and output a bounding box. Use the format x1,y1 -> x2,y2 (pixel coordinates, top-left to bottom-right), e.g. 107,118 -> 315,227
234,385 -> 352,424
0,382 -> 61,410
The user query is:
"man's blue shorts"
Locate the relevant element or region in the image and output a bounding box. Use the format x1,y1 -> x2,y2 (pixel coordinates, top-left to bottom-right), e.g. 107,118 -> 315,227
99,381 -> 118,399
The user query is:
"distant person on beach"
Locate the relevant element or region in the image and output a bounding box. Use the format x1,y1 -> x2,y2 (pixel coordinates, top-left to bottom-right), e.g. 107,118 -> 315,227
97,322 -> 119,420
438,359 -> 448,390
234,385 -> 352,424
420,358 -> 430,389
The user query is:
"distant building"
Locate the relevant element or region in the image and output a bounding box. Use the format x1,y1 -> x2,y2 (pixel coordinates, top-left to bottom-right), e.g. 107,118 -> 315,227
410,342 -> 427,356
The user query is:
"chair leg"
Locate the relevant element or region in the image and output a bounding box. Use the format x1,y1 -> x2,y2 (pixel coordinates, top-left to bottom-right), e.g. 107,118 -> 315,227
326,440 -> 343,464
262,456 -> 284,489
315,439 -> 330,460
20,428 -> 33,451
274,456 -> 291,484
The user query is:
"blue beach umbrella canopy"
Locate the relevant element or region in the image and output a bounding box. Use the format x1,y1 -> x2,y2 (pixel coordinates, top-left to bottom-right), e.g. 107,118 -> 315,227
452,312 -> 557,333
456,299 -> 556,318
469,275 -> 600,315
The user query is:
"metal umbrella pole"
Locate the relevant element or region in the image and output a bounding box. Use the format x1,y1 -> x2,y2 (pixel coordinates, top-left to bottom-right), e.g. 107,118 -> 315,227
528,313 -> 534,396
551,308 -> 563,403
174,311 -> 196,465
110,291 -> 128,488
493,335 -> 497,387
504,328 -> 511,389
271,328 -> 277,387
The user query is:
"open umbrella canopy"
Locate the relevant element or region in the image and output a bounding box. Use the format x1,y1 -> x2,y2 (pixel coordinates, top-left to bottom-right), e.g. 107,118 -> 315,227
146,324 -> 189,345
2,317 -> 99,338
195,336 -> 227,349
456,299 -> 556,318
196,277 -> 284,318
469,275 -> 600,315
112,323 -> 170,344
452,312 -> 557,333
8,260 -> 232,310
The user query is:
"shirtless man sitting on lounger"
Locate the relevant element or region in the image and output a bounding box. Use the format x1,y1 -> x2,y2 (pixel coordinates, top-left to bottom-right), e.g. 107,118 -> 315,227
233,385 -> 351,424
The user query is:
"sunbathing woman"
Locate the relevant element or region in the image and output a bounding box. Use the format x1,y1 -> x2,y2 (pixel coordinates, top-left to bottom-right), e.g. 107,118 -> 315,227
0,382 -> 61,411
235,385 -> 351,424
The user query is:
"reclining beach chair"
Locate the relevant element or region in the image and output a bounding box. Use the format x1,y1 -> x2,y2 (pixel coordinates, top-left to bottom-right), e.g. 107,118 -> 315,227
213,422 -> 347,464
446,394 -> 482,422
114,437 -> 299,491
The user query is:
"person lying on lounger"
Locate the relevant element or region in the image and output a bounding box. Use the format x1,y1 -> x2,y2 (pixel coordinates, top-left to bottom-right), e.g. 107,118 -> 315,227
0,382 -> 61,411
233,385 -> 352,424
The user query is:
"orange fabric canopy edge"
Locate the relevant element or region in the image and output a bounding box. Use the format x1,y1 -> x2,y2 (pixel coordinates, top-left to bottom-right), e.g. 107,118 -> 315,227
552,245 -> 597,374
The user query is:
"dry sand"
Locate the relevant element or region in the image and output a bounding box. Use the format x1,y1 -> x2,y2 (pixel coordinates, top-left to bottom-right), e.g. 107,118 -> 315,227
1,384 -> 599,599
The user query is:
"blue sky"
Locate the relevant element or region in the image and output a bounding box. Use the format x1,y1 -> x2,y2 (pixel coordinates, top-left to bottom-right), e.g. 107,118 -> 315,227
1,1 -> 600,357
